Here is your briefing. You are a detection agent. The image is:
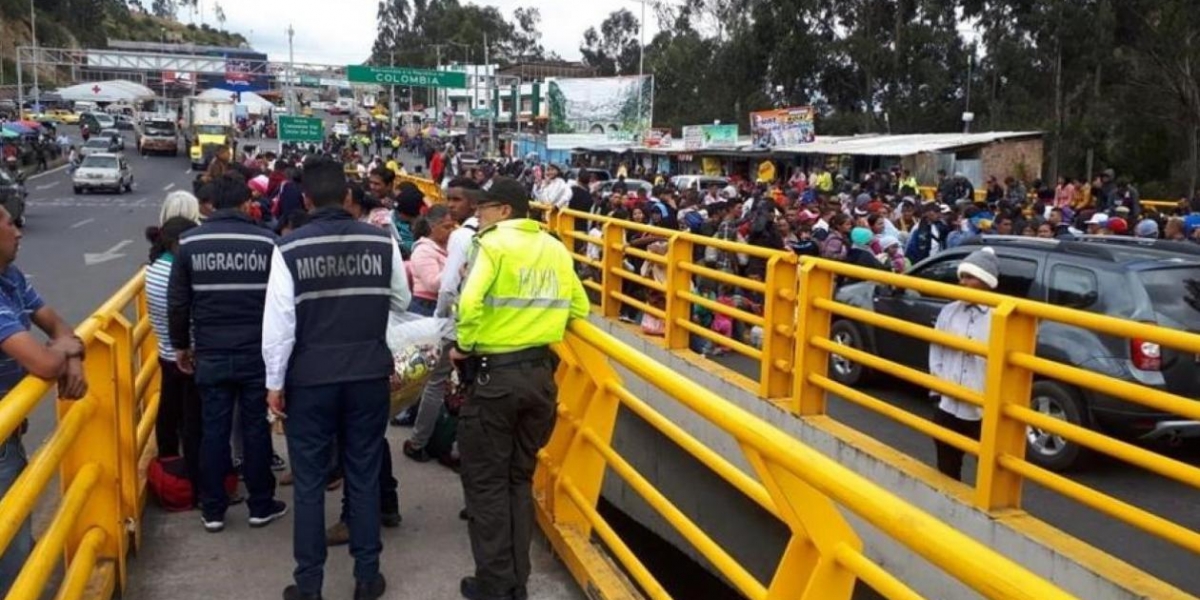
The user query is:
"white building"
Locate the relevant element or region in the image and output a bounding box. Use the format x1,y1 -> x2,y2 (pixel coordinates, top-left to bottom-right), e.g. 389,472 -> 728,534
437,63 -> 547,125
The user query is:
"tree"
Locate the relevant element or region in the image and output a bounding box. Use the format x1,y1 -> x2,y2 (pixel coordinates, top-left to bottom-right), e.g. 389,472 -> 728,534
580,9 -> 641,76
150,0 -> 177,19
511,7 -> 545,60
213,2 -> 225,27
371,0 -> 411,65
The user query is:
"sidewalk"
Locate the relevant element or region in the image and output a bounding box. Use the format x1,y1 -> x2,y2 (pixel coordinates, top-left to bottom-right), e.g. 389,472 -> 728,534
123,428 -> 584,600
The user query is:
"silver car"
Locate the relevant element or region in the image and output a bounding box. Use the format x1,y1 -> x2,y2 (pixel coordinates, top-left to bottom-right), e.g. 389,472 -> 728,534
79,137 -> 122,158
98,128 -> 125,151
73,153 -> 133,194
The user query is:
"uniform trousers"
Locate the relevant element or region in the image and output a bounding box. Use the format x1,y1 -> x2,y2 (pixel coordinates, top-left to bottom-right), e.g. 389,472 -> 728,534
285,378 -> 389,596
195,352 -> 276,520
458,356 -> 557,595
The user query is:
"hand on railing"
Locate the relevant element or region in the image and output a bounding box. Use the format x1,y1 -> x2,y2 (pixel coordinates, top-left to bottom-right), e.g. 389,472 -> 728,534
57,359 -> 87,400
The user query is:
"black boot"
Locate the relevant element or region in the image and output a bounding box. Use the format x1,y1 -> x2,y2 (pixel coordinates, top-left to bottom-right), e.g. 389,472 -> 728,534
354,574 -> 386,600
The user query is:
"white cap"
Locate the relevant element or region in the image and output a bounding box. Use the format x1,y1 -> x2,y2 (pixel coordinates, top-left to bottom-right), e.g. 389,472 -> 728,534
1086,213 -> 1109,226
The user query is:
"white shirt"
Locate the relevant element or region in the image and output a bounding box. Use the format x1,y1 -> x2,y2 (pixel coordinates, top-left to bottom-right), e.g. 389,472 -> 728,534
536,178 -> 573,209
261,237 -> 411,391
929,301 -> 990,421
434,217 -> 480,339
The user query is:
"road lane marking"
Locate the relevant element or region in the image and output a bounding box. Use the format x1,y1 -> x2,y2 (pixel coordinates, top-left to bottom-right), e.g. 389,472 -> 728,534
84,240 -> 133,266
35,181 -> 59,191
25,164 -> 69,180
163,183 -> 175,191
185,169 -> 192,174
133,198 -> 148,206
69,218 -> 95,229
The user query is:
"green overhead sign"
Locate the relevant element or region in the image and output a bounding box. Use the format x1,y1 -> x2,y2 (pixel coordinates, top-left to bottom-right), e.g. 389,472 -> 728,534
278,116 -> 325,143
345,65 -> 467,88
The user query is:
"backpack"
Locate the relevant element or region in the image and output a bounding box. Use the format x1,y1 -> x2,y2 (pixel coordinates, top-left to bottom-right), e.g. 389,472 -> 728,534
148,456 -> 194,512
682,210 -> 705,233
424,370 -> 466,464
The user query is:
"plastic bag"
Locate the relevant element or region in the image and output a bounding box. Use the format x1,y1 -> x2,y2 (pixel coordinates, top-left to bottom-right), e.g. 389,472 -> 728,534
386,313 -> 450,416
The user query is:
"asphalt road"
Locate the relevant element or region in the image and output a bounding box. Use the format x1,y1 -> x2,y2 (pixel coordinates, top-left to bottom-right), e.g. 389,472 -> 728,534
710,351 -> 1200,594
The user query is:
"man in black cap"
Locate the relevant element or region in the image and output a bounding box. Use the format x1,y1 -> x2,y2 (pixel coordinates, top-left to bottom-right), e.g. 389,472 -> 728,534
450,177 -> 589,600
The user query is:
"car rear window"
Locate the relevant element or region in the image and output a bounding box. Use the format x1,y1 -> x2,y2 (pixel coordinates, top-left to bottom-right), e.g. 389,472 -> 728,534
81,156 -> 117,169
1137,268 -> 1200,328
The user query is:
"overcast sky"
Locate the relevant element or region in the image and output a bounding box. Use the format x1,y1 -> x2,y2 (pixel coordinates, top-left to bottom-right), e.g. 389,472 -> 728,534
181,0 -> 661,65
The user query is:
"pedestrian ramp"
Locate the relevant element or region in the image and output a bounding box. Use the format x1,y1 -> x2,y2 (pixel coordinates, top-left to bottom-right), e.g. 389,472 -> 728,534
122,429 -> 584,600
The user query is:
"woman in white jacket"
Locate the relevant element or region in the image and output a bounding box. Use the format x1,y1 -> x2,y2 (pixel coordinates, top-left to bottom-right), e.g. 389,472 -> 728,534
535,163 -> 574,209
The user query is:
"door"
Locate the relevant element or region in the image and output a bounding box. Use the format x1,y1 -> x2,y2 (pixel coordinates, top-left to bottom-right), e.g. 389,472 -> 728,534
872,252 -> 965,370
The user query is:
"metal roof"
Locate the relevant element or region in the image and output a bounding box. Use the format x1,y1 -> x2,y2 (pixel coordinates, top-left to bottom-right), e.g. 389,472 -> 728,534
771,131 -> 1042,157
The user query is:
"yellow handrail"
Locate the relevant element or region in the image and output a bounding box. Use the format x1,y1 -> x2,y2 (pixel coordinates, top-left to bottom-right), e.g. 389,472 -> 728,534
0,270 -> 158,600
537,319 -> 1077,600
516,191 -> 1200,592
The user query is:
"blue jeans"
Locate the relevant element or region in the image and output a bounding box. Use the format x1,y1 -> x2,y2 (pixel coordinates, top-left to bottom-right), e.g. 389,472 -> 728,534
194,352 -> 276,520
286,379 -> 389,595
0,436 -> 32,596
408,297 -> 437,317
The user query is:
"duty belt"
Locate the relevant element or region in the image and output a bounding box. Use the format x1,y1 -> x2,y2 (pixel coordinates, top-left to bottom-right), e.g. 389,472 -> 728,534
469,346 -> 553,372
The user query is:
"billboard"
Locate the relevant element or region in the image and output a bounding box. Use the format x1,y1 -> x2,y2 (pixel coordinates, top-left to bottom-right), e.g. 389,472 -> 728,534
548,75 -> 653,137
644,128 -> 673,147
682,124 -> 739,150
750,106 -> 815,148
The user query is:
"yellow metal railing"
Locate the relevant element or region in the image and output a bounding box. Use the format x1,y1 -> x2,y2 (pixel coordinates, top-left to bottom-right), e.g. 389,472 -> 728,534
0,271 -> 160,600
531,201 -> 1200,584
536,319 -> 1077,600
915,185 -> 1181,214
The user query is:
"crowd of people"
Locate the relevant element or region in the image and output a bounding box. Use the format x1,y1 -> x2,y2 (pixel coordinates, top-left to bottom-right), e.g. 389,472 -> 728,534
512,161 -> 1200,355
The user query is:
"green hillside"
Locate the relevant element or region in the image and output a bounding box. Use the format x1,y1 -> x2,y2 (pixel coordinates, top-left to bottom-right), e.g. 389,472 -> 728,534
0,0 -> 248,86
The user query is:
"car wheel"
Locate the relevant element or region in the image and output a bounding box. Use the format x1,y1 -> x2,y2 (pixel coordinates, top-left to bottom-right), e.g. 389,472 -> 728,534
1025,381 -> 1090,471
73,186 -> 81,195
828,320 -> 873,386
125,180 -> 133,193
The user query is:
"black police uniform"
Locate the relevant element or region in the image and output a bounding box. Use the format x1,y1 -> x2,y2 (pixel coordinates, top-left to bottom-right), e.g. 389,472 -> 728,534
167,209 -> 281,525
276,207 -> 400,597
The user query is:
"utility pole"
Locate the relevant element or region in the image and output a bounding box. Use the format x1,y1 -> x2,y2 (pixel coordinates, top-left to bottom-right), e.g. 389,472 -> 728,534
30,0 -> 39,114
636,0 -> 646,140
485,32 -> 493,157
435,45 -> 442,123
161,28 -> 169,109
286,24 -> 295,115
389,48 -> 396,129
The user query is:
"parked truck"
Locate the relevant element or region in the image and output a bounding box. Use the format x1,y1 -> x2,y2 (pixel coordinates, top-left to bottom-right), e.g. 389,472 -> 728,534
182,96 -> 236,171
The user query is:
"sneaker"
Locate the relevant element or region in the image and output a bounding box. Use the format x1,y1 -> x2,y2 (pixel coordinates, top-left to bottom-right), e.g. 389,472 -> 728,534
326,521 -> 350,546
272,453 -> 287,472
353,574 -> 386,600
249,500 -> 289,528
402,440 -> 432,463
201,514 -> 225,533
282,585 -> 323,600
381,509 -> 402,528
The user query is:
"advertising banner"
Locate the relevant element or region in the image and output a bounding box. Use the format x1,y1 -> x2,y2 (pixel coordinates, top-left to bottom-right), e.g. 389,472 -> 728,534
645,128 -> 673,148
548,75 -> 653,137
682,124 -> 739,150
750,106 -> 816,148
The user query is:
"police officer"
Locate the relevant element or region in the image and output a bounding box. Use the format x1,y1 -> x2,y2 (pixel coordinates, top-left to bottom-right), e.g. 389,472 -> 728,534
450,177 -> 590,600
168,172 -> 287,533
262,157 -> 410,600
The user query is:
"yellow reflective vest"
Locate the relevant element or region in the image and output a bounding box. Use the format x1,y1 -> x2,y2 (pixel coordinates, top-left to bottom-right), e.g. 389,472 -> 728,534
456,219 -> 590,354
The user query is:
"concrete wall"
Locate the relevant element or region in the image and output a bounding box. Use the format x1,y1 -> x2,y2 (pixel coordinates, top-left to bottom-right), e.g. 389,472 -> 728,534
982,137 -> 1044,184
587,314 -> 1174,600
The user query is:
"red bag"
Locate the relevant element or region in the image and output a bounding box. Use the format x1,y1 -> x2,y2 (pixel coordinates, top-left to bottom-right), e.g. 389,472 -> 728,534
148,456 -> 194,512
148,457 -> 238,512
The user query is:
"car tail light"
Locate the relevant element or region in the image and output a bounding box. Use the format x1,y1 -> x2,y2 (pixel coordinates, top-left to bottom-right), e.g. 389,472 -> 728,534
1131,338 -> 1162,371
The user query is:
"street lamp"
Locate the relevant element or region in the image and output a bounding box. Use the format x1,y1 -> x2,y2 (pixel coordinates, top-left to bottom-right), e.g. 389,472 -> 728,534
30,0 -> 39,115
161,28 -> 169,108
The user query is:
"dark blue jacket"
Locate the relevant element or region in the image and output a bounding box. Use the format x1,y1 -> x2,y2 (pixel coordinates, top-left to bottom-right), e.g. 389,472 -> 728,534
168,210 -> 277,357
280,207 -> 396,387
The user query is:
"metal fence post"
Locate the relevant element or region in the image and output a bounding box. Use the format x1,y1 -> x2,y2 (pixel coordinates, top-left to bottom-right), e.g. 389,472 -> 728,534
58,330 -> 127,588
540,333 -> 623,536
792,260 -> 836,415
599,223 -> 624,320
974,302 -> 1037,510
664,234 -> 694,351
761,254 -> 798,398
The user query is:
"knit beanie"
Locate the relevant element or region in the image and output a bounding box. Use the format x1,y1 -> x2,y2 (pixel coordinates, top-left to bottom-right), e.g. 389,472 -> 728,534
850,227 -> 873,247
957,246 -> 999,289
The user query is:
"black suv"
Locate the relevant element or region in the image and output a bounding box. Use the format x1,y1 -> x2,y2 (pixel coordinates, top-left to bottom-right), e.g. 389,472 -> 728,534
830,235 -> 1200,471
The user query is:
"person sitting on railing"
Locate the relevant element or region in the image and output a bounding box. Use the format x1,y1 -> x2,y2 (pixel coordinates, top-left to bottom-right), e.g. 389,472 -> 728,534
0,204 -> 87,597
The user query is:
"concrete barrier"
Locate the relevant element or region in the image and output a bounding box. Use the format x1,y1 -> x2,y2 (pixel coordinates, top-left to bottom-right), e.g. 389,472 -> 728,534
588,314 -> 1193,600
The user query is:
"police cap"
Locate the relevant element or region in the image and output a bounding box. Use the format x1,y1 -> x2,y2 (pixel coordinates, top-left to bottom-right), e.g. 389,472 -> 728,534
483,177 -> 530,216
